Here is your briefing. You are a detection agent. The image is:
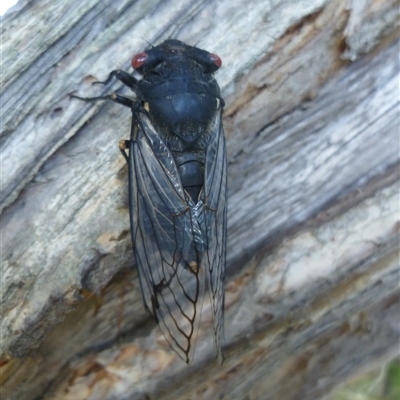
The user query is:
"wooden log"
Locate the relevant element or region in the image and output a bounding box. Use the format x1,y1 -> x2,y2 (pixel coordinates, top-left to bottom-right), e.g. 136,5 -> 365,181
1,0 -> 399,398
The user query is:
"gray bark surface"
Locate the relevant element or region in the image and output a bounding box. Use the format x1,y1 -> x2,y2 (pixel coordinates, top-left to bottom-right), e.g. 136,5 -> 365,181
1,0 -> 399,399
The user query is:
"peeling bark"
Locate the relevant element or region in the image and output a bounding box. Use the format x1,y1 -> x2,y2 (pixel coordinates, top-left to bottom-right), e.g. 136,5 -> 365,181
1,0 -> 399,399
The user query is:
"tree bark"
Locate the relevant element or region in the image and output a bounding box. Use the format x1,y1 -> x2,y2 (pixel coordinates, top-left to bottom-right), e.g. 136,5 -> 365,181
1,0 -> 399,399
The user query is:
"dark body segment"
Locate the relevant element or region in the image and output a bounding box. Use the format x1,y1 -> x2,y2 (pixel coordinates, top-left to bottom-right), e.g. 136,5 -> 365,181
134,40 -> 224,202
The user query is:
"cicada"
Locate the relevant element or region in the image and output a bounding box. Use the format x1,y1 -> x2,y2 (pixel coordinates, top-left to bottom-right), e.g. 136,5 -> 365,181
74,40 -> 227,363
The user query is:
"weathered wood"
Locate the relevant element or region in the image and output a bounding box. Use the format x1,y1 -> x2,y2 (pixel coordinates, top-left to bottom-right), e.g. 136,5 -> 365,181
1,0 -> 399,398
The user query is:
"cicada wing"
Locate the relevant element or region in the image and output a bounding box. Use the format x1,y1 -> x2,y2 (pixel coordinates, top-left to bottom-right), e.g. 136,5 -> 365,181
128,113 -> 205,363
202,109 -> 227,363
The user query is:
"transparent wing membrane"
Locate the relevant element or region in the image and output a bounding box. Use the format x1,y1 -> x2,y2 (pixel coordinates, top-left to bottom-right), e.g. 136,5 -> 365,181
128,112 -> 226,363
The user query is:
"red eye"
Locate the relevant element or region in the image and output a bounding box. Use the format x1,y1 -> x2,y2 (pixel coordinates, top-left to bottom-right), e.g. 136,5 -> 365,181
209,53 -> 222,68
132,52 -> 148,69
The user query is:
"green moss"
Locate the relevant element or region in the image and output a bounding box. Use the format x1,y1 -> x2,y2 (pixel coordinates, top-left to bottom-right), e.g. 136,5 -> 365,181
330,358 -> 400,400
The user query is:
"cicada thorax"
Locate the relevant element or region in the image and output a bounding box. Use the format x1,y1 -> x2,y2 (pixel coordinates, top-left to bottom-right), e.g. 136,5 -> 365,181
137,66 -> 222,203
143,94 -> 220,202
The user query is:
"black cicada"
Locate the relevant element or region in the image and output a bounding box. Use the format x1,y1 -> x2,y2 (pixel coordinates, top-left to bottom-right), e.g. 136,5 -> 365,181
74,40 -> 227,363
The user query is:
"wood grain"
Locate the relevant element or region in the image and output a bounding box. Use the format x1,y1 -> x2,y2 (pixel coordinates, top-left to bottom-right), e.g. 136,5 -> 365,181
1,0 -> 399,398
